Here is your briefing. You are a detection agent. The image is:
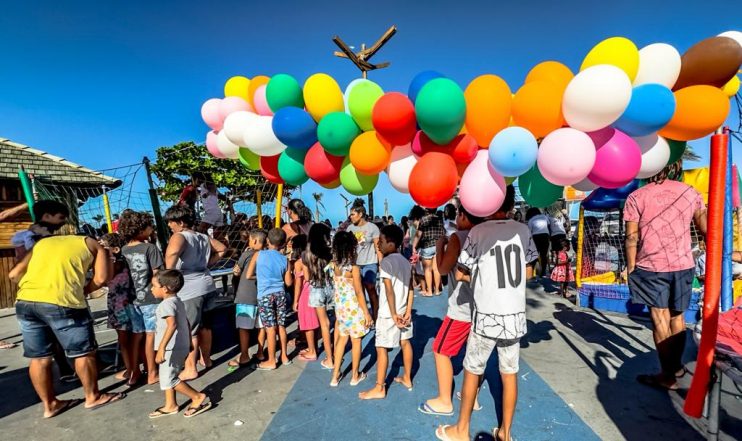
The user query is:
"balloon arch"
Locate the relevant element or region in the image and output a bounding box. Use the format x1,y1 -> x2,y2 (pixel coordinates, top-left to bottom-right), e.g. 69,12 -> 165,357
200,32 -> 742,218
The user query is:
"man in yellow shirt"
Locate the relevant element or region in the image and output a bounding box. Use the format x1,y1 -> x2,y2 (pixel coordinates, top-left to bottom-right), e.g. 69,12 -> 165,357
10,234 -> 126,418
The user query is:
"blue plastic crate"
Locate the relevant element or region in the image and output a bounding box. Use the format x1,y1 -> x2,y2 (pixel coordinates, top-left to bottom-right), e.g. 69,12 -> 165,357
578,284 -> 701,324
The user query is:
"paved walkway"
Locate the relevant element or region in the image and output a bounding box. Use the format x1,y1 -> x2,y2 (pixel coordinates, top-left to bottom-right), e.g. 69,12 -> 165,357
0,282 -> 740,440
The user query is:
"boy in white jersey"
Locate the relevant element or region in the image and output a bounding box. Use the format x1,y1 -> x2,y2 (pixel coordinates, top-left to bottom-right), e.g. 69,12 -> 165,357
436,185 -> 538,441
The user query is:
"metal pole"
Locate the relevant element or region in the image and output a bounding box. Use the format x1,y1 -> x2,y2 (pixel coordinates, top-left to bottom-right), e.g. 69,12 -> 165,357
706,366 -> 721,441
275,183 -> 284,228
143,157 -> 168,249
256,190 -> 263,229
102,186 -> 113,233
721,132 -> 733,311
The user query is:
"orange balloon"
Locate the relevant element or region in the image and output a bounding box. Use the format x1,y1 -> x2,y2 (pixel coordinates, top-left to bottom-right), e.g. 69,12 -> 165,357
658,85 -> 730,141
464,75 -> 511,147
349,131 -> 392,175
512,81 -> 566,139
247,75 -> 270,107
525,61 -> 574,90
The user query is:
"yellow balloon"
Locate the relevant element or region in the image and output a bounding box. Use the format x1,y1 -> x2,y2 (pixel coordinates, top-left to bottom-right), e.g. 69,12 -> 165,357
247,75 -> 270,107
224,76 -> 250,100
722,75 -> 740,97
304,73 -> 344,122
581,37 -> 640,81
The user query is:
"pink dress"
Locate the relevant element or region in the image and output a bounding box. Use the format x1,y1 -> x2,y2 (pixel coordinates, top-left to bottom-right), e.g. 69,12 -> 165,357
551,251 -> 574,283
297,271 -> 319,331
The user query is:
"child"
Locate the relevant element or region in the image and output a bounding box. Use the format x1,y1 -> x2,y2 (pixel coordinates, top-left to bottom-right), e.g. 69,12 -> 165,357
245,228 -> 293,370
99,233 -> 137,382
198,181 -> 224,234
421,205 -> 484,416
228,229 -> 267,372
149,270 -> 211,419
305,223 -> 336,370
330,231 -> 373,387
120,211 -> 164,385
359,225 -> 414,400
291,234 -> 320,361
437,186 -> 538,441
551,238 -> 574,298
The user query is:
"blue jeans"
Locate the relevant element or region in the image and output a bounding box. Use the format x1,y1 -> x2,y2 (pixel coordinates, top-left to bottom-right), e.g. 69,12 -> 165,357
129,304 -> 158,333
359,264 -> 378,285
16,301 -> 97,358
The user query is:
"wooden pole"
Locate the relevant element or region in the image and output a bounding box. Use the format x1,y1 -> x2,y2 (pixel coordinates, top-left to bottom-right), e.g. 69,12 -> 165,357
256,190 -> 263,229
275,183 -> 284,228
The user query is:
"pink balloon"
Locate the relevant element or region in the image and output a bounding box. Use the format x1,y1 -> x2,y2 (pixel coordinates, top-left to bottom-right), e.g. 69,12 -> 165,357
587,127 -> 642,189
537,128 -> 596,186
219,96 -> 252,120
460,150 -> 507,217
206,130 -> 226,158
201,98 -> 223,131
253,85 -> 274,116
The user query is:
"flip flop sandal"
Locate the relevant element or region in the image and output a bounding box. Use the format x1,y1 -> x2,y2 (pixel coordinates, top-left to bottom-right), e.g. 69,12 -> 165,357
298,354 -> 317,362
0,341 -> 17,349
86,392 -> 126,410
435,425 -> 455,441
320,359 -> 334,370
394,377 -> 413,391
493,427 -> 515,441
282,359 -> 293,366
330,374 -> 343,387
456,391 -> 482,410
636,374 -> 679,391
149,407 -> 178,419
350,372 -> 367,386
418,402 -> 454,416
184,400 -> 212,418
45,399 -> 81,419
256,365 -> 277,371
227,360 -> 251,373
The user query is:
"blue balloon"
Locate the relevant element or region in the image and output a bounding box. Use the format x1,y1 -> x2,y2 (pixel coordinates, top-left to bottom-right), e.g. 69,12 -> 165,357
271,107 -> 318,150
614,84 -> 676,137
488,127 -> 538,177
582,179 -> 640,211
408,70 -> 445,104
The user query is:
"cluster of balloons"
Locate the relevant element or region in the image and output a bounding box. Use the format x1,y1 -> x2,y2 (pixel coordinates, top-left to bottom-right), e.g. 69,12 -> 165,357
200,31 -> 742,217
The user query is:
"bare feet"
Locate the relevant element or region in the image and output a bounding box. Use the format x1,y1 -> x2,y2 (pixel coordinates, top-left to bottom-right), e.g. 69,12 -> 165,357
436,424 -> 468,441
43,399 -> 79,418
358,383 -> 386,400
393,376 -> 413,390
146,374 -> 160,385
84,392 -> 126,410
424,397 -> 453,414
179,369 -> 199,381
257,361 -> 277,370
320,358 -> 334,370
114,370 -> 130,380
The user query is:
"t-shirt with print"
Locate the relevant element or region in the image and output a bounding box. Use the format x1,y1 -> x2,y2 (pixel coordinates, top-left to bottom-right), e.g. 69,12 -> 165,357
623,180 -> 704,273
458,219 -> 538,340
348,221 -> 380,265
528,215 -> 549,235
548,215 -> 566,236
122,242 -> 164,305
378,253 -> 412,319
154,296 -> 190,352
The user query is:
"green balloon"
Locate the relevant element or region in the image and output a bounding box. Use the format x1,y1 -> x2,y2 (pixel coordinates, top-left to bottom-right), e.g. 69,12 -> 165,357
317,112 -> 361,156
414,78 -> 466,145
266,74 -> 304,112
277,147 -> 309,186
238,147 -> 260,171
519,166 -> 563,208
348,80 -> 384,131
666,139 -> 686,165
339,157 -> 378,196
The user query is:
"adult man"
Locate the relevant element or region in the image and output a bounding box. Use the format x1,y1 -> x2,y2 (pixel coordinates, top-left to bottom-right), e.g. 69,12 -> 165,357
624,161 -> 706,390
10,231 -> 126,418
347,199 -> 382,320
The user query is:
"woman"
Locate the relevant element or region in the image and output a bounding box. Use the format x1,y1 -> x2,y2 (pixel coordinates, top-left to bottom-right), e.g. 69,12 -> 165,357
413,208 -> 445,296
163,206 -> 226,381
283,199 -> 313,240
527,207 -> 550,277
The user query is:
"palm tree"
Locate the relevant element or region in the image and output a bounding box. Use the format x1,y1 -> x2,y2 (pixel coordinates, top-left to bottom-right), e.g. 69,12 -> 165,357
682,145 -> 701,162
92,214 -> 105,225
312,192 -> 325,222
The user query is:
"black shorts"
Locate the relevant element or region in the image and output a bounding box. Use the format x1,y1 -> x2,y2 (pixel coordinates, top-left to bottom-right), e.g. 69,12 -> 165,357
628,267 -> 694,311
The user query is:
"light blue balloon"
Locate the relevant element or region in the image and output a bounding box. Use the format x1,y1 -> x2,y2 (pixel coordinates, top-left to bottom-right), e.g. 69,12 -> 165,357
614,84 -> 676,137
488,127 -> 538,177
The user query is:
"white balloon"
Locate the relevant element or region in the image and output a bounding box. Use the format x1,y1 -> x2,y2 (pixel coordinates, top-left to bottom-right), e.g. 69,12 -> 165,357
216,130 -> 240,159
572,177 -> 598,192
563,65 -> 632,132
718,31 -> 742,50
242,115 -> 287,157
385,143 -> 418,193
633,43 -> 681,88
222,111 -> 257,146
633,133 -> 671,179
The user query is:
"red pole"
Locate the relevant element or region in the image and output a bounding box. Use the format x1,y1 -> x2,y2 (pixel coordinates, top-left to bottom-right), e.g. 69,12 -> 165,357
684,131 -> 728,417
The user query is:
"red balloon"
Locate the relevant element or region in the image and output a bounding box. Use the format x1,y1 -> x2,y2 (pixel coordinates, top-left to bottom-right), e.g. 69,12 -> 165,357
304,142 -> 344,184
372,92 -> 417,145
260,154 -> 284,184
411,131 -> 451,155
411,131 -> 477,164
409,152 -> 459,208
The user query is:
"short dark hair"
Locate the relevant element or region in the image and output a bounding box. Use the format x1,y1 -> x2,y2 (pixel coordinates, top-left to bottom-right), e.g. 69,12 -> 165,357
163,205 -> 195,228
380,224 -> 404,250
458,204 -> 485,226
99,232 -> 126,250
497,185 -> 516,214
250,229 -> 268,246
33,200 -> 69,220
156,269 -> 184,293
267,228 -> 286,247
118,211 -> 154,242
408,205 -> 425,221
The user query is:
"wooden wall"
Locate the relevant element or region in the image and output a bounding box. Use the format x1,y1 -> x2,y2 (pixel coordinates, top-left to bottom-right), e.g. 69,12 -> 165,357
0,248 -> 17,308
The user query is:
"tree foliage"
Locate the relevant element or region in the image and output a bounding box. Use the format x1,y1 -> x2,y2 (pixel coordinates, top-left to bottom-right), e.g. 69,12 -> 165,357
150,142 -> 287,203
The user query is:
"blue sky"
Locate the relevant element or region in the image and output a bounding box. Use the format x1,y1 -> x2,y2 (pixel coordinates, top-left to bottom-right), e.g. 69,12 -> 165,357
0,1 -> 739,223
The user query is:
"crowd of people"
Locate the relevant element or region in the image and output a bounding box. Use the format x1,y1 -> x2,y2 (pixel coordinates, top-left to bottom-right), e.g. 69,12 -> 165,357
4,159 -> 716,440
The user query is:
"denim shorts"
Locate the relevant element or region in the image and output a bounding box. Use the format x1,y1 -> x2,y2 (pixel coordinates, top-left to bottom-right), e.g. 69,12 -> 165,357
16,301 -> 98,359
308,285 -> 334,308
129,304 -> 158,333
359,264 -> 378,286
419,246 -> 436,260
